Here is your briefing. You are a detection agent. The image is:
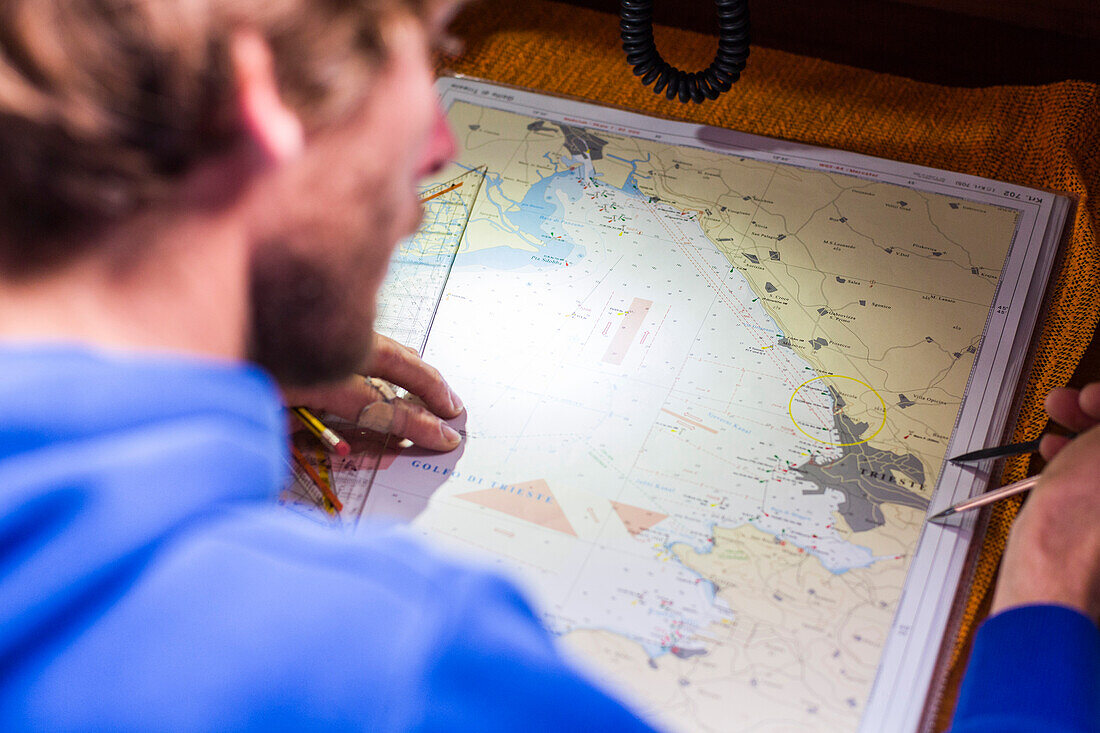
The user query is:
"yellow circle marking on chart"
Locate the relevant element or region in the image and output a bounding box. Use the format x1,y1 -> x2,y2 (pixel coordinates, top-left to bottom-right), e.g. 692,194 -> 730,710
788,375 -> 886,447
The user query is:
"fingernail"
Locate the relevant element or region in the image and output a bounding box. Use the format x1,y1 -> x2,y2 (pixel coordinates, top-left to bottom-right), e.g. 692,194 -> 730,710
448,387 -> 464,413
441,423 -> 461,445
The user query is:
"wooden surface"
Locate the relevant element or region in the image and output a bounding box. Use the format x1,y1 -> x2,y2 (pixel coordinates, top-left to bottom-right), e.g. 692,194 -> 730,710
561,0 -> 1100,86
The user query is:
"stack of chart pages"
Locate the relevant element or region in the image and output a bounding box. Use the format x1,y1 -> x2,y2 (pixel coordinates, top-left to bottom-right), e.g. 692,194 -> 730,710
281,77 -> 1071,732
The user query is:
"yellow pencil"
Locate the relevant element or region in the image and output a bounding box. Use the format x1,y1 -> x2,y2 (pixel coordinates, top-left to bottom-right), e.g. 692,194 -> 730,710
289,443 -> 343,514
291,406 -> 350,456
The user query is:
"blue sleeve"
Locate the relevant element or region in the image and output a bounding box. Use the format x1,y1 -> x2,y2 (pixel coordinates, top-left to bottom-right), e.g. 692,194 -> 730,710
952,604 -> 1100,733
410,572 -> 659,732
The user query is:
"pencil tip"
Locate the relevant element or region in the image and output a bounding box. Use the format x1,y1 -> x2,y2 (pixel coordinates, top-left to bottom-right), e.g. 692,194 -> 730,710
927,508 -> 955,523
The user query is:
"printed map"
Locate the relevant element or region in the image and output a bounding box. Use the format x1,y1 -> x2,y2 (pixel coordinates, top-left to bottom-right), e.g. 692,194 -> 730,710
295,97 -> 1023,731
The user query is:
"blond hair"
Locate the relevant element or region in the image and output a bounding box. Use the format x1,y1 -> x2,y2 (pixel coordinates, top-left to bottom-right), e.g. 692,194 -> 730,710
0,0 -> 429,274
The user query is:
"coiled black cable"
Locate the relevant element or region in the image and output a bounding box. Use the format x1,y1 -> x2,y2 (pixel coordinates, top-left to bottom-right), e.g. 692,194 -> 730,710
620,0 -> 750,103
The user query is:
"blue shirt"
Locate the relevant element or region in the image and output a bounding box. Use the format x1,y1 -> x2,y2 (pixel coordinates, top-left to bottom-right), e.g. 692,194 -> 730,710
3,345 -> 1096,731
0,346 -> 656,731
953,604 -> 1100,732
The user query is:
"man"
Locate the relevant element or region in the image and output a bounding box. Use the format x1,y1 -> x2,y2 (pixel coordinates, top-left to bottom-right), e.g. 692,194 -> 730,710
0,0 -> 654,729
0,1 -> 1095,731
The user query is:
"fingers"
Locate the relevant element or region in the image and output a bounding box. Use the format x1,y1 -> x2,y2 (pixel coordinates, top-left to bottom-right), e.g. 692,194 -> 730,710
281,376 -> 371,422
380,396 -> 462,451
284,376 -> 462,452
364,333 -> 463,419
1079,383 -> 1100,421
1038,421 -> 1100,484
1044,387 -> 1099,434
1039,385 -> 1100,461
1039,432 -> 1073,462
992,425 -> 1100,618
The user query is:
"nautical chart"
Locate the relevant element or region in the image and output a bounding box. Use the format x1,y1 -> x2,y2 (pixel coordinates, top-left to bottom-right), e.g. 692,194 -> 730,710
283,79 -> 1068,732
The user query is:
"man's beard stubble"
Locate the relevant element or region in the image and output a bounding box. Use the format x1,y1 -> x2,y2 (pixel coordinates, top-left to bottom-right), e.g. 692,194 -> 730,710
246,206 -> 398,387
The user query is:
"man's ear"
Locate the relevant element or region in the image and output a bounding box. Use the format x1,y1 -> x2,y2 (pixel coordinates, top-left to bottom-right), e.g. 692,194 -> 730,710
229,28 -> 304,163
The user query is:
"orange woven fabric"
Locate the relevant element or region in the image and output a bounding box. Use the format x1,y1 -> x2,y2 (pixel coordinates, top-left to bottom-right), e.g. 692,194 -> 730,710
444,0 -> 1100,727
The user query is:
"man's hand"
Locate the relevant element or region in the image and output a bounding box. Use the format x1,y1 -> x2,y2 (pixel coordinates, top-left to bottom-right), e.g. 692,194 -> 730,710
991,383 -> 1100,620
282,333 -> 464,452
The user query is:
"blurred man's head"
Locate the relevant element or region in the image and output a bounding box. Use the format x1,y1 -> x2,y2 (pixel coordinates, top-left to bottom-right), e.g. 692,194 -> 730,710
0,0 -> 457,383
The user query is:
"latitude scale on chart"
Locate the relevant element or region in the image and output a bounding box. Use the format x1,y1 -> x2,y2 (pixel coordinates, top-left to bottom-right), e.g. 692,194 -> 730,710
374,165 -> 488,353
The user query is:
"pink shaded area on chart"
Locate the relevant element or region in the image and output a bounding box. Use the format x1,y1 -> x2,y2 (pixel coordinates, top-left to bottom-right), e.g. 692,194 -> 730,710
610,500 -> 668,536
602,298 -> 653,365
457,479 -> 577,536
